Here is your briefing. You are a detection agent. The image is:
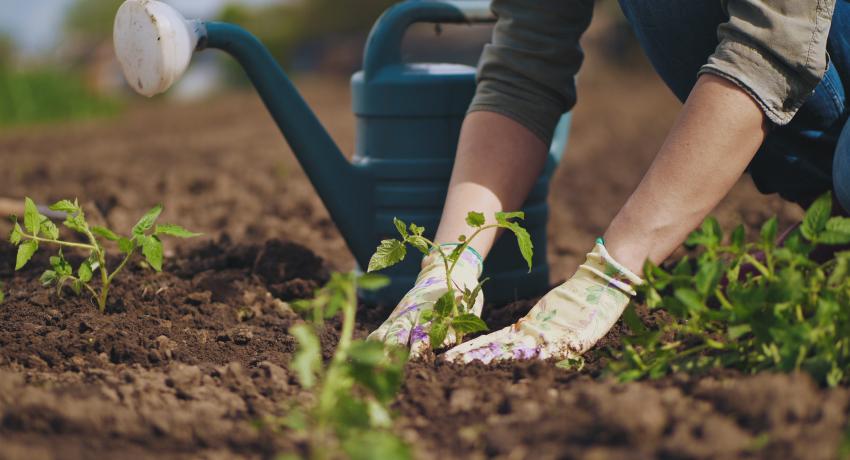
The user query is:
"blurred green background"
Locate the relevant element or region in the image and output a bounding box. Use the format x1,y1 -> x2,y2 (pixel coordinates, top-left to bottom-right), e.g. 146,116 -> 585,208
0,0 -> 635,127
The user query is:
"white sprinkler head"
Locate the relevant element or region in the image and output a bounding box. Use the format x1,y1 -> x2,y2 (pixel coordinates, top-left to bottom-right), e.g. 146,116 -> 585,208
113,0 -> 203,97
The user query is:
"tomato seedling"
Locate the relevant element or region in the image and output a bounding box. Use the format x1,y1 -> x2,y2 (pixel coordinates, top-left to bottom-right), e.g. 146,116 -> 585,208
367,211 -> 533,349
9,198 -> 199,312
610,192 -> 850,386
280,272 -> 410,460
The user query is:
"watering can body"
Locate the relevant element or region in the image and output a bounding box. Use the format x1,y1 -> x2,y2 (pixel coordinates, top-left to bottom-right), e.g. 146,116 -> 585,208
112,0 -> 570,306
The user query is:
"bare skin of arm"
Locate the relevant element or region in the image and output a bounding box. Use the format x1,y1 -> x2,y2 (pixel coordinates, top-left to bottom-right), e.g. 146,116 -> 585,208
603,74 -> 767,273
435,74 -> 767,274
433,111 -> 549,255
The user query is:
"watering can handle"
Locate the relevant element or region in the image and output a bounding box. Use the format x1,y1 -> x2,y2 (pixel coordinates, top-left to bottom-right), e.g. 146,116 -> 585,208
363,0 -> 495,79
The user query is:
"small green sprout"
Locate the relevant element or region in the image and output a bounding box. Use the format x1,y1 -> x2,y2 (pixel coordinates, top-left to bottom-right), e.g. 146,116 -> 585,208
282,272 -> 410,460
8,198 -> 199,312
367,211 -> 533,349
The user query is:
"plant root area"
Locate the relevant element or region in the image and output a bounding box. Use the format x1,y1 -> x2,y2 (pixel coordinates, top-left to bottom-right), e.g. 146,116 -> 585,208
0,60 -> 846,459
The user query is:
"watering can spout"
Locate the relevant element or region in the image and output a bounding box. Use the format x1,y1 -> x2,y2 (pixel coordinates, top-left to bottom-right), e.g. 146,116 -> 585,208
113,0 -> 372,265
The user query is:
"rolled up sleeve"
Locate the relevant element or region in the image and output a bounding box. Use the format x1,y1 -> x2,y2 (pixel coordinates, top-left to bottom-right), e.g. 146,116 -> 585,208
468,0 -> 594,145
700,0 -> 837,125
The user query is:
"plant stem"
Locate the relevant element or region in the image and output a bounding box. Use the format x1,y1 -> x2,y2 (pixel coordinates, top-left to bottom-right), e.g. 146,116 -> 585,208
19,233 -> 96,251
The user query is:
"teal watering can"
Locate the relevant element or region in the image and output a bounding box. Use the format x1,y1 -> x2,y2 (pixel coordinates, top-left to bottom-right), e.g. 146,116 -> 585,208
113,0 -> 571,305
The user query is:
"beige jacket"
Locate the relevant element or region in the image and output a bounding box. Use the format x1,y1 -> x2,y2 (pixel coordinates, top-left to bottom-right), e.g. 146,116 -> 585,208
469,0 -> 837,144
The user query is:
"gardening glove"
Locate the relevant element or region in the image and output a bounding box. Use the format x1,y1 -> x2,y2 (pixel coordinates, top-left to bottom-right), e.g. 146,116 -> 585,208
444,239 -> 642,364
367,244 -> 483,358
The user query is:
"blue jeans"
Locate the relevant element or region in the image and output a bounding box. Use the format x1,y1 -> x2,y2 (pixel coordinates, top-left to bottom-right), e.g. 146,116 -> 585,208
619,0 -> 850,211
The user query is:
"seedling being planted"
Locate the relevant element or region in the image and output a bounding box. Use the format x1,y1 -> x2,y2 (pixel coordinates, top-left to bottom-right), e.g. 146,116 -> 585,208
367,211 -> 533,350
281,272 -> 410,460
9,198 -> 199,312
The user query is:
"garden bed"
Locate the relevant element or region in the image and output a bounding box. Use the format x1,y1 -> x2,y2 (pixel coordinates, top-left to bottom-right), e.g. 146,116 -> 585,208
0,67 -> 845,459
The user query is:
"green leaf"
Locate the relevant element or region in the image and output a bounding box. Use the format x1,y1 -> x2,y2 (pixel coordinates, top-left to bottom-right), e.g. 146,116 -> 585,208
556,356 -> 585,371
497,220 -> 533,271
118,237 -> 135,254
429,320 -> 449,349
730,224 -> 745,252
451,314 -> 488,334
367,239 -> 406,272
462,278 -> 487,311
393,217 -> 408,239
494,211 -> 525,224
141,235 -> 164,272
9,222 -> 22,245
760,216 -> 778,247
358,273 -> 390,291
132,204 -> 163,236
465,211 -> 485,228
342,430 -> 410,460
154,224 -> 201,238
727,324 -> 751,340
23,198 -> 40,234
409,223 -> 425,237
674,288 -> 705,314
349,340 -> 387,366
48,199 -> 78,213
39,270 -> 57,286
695,260 -> 722,298
92,226 -> 120,241
0,284 -> 4,304
289,324 -> 321,388
802,192 -> 832,240
407,235 -> 430,255
78,261 -> 93,283
62,213 -> 88,234
686,217 -> 722,249
40,218 -> 59,240
434,291 -> 455,317
826,216 -> 850,234
621,304 -> 647,334
818,231 -> 850,245
15,240 -> 38,270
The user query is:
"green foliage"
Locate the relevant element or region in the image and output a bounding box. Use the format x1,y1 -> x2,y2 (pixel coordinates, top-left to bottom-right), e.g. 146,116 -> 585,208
609,193 -> 850,386
0,281 -> 5,304
8,198 -> 198,312
368,212 -> 534,350
0,68 -> 120,126
283,272 -> 410,460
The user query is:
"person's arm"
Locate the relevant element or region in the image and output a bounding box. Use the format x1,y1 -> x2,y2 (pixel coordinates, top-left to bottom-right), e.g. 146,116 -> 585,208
435,0 -> 594,255
605,0 -> 837,273
603,74 -> 767,273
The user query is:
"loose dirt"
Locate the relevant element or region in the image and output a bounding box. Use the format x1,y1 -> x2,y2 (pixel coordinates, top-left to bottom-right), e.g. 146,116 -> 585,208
0,21 -> 841,460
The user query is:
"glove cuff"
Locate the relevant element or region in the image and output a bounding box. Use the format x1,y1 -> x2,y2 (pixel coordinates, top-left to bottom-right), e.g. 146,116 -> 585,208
580,238 -> 644,296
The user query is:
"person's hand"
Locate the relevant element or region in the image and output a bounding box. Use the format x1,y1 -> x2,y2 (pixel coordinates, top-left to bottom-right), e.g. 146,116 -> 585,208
367,245 -> 483,358
444,239 -> 641,364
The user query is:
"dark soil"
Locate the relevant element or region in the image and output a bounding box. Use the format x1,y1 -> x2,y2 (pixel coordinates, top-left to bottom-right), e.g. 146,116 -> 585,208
0,17 -> 845,460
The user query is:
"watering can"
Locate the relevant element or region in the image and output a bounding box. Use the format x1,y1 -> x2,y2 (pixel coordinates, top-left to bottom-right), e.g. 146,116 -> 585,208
113,0 -> 571,305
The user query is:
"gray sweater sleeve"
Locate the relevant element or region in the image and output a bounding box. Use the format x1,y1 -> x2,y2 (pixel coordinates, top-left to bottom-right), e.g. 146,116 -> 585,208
700,0 -> 836,125
468,0 -> 594,145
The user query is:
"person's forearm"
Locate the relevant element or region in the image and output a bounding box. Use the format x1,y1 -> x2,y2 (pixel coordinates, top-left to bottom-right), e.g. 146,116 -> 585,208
434,111 -> 549,257
604,74 -> 768,274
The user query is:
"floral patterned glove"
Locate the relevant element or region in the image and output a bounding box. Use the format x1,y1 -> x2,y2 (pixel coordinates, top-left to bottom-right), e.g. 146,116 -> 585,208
367,244 -> 483,358
443,239 -> 642,364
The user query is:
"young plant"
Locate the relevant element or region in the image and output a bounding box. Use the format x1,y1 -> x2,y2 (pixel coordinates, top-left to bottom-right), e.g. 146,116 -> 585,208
282,272 -> 410,460
609,192 -> 850,386
367,211 -> 533,349
8,198 -> 199,312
